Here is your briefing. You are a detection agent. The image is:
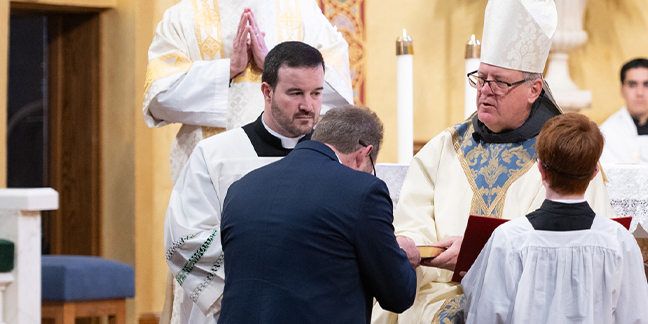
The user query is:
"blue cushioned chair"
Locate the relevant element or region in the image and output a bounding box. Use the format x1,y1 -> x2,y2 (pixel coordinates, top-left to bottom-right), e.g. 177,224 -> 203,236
41,255 -> 135,324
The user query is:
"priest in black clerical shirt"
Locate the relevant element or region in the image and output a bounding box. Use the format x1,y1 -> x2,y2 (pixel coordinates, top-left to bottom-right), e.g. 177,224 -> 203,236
463,113 -> 648,324
163,42 -> 332,323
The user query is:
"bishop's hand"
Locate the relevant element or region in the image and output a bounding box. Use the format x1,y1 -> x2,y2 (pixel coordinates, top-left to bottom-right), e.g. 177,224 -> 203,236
420,235 -> 463,271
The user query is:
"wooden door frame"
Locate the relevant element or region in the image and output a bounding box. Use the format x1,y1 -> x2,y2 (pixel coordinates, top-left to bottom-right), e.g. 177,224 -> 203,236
47,11 -> 102,256
8,7 -> 103,256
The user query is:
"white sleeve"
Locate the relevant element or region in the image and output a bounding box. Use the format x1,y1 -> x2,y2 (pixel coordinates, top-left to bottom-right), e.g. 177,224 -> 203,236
613,232 -> 648,323
462,228 -> 519,324
301,0 -> 354,113
143,3 -> 230,128
149,60 -> 229,127
392,135 -> 446,245
164,143 -> 225,315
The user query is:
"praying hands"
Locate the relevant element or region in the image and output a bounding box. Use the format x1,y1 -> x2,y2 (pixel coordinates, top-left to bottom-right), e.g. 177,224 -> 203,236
230,8 -> 269,79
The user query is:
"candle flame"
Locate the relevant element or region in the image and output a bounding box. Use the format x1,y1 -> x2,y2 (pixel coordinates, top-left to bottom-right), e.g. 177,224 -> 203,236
403,29 -> 407,38
471,34 -> 476,42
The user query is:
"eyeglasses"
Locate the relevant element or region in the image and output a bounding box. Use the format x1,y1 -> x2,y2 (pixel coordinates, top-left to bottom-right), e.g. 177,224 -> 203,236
358,139 -> 376,176
467,70 -> 529,96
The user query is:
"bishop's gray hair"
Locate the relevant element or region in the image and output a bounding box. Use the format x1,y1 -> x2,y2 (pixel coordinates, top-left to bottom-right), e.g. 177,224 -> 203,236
522,71 -> 543,85
312,105 -> 384,161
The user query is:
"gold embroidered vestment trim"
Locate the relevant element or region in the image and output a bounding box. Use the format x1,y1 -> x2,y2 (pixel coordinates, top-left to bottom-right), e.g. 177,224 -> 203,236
144,51 -> 193,95
192,0 -> 225,61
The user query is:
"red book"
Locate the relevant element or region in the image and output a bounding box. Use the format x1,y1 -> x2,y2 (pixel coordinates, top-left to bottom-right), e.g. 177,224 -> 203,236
451,215 -> 633,282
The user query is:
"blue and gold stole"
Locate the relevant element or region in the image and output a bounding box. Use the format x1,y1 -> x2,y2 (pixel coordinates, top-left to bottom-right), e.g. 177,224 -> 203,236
450,120 -> 537,219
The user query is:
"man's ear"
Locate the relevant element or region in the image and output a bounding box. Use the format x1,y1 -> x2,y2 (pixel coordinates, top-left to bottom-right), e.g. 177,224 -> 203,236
261,82 -> 273,103
353,145 -> 373,172
527,78 -> 543,104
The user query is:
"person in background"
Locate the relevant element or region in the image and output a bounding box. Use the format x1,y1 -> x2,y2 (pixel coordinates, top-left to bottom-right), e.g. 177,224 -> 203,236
600,58 -> 648,164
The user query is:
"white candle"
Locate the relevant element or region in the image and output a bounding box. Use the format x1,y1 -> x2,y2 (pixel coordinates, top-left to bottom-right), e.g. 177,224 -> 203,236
396,29 -> 413,164
465,35 -> 481,119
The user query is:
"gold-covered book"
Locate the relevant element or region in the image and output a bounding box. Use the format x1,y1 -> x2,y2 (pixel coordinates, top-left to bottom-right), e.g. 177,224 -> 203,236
416,245 -> 446,260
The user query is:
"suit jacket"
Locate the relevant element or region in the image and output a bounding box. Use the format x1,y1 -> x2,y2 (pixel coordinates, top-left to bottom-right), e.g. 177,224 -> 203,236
219,141 -> 416,324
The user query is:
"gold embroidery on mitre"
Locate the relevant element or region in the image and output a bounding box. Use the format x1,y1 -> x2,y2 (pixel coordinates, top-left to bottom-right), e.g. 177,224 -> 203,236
144,51 -> 193,95
276,0 -> 303,42
202,126 -> 226,139
192,0 -> 224,61
232,63 -> 263,84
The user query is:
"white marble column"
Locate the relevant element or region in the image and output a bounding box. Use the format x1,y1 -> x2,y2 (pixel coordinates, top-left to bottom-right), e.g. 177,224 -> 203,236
0,273 -> 13,324
0,188 -> 58,324
543,0 -> 592,113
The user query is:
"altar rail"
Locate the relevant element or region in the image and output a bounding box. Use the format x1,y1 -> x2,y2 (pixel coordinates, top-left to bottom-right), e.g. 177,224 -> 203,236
376,163 -> 648,237
0,188 -> 58,324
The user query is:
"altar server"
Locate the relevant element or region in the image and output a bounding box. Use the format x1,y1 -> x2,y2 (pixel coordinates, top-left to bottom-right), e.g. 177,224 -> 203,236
463,113 -> 648,324
164,42 -> 326,324
143,0 -> 353,184
371,0 -> 615,323
600,58 -> 648,164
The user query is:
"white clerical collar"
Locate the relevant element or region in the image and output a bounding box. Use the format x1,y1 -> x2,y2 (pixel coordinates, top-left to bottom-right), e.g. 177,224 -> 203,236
261,115 -> 305,149
550,198 -> 586,204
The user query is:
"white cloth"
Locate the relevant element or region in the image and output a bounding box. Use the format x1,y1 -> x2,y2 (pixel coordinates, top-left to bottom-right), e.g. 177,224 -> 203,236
600,107 -> 648,164
463,214 -> 648,324
164,128 -> 281,323
481,0 -> 557,73
143,0 -> 354,183
602,164 -> 648,235
370,122 -> 615,324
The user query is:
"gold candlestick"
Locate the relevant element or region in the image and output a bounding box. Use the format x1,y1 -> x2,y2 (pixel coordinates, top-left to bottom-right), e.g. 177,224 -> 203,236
465,34 -> 481,59
396,29 -> 414,55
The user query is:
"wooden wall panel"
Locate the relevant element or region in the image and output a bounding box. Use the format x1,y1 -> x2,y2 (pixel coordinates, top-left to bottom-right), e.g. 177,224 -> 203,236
11,0 -> 115,11
47,13 -> 102,256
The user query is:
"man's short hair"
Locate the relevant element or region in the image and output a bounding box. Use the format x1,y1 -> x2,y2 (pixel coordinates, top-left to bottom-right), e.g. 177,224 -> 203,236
311,105 -> 384,161
522,71 -> 543,85
262,41 -> 325,89
620,58 -> 648,84
536,113 -> 604,195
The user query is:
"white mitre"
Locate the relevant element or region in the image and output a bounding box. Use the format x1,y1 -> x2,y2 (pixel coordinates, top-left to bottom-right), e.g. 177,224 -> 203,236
481,0 -> 558,73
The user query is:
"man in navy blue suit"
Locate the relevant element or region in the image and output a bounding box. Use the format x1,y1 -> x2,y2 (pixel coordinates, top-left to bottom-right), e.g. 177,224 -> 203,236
219,106 -> 417,324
